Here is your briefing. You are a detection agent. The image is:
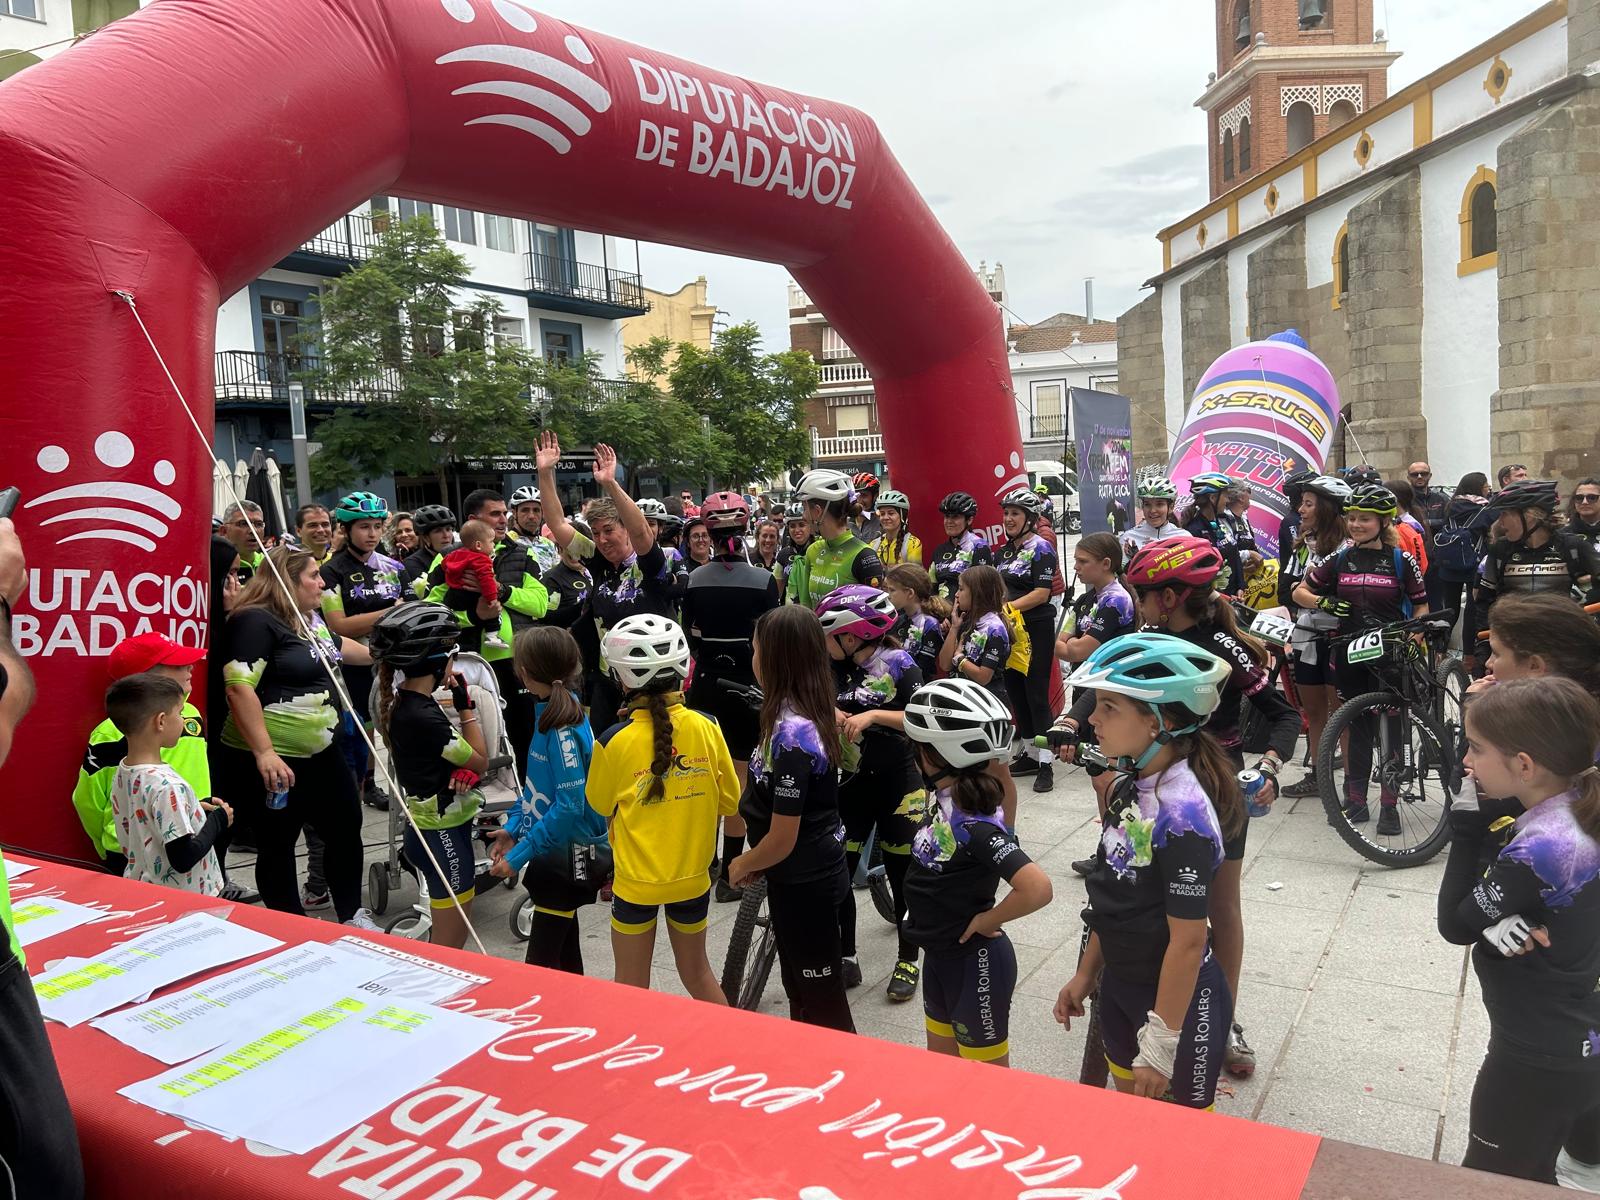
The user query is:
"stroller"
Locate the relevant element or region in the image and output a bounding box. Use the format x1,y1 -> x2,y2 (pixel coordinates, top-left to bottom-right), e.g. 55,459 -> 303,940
364,650 -> 523,938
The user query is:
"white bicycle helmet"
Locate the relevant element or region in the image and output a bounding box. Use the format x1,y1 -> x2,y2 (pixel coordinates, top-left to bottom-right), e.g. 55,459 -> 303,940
602,613 -> 691,689
876,489 -> 910,513
637,497 -> 670,521
904,678 -> 1014,768
1304,475 -> 1352,505
795,468 -> 853,504
509,485 -> 540,506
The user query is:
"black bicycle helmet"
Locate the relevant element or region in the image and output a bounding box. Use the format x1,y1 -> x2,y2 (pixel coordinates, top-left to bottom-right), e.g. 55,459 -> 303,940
369,602 -> 460,671
1341,465 -> 1383,487
1281,469 -> 1319,505
1343,483 -> 1399,518
413,504 -> 457,535
939,491 -> 979,519
1486,478 -> 1560,514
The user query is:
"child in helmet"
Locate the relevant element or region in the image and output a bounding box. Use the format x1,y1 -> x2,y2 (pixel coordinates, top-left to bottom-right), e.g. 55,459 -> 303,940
369,603 -> 489,951
585,614 -> 739,1002
1054,633 -> 1245,1108
1180,472 -> 1247,597
902,678 -> 1054,1068
1122,476 -> 1183,559
818,584 -> 926,1001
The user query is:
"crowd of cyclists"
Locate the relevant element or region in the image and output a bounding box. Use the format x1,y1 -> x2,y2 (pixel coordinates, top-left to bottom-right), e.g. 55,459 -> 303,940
42,437 -> 1600,1188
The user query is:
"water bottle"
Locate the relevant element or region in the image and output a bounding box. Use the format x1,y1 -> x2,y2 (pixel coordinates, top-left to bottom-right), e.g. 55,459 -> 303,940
1239,769 -> 1271,817
266,788 -> 289,811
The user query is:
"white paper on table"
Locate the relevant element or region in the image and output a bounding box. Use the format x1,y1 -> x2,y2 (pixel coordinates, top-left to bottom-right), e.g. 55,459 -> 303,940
120,989 -> 501,1154
11,897 -> 103,947
91,944 -> 394,1064
327,935 -> 489,1004
33,913 -> 282,1027
4,859 -> 37,880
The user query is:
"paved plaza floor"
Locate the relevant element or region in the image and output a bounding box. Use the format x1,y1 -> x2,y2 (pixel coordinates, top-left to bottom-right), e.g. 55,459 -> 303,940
236,755 -> 1486,1170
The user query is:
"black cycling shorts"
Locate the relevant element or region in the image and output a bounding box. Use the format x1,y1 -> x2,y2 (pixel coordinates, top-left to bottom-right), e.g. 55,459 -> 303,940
922,936 -> 1018,1062
1098,948 -> 1232,1110
612,888 -> 711,935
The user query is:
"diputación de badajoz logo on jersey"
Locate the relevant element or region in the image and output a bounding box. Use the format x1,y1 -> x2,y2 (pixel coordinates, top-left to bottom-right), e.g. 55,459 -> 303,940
12,431 -> 208,657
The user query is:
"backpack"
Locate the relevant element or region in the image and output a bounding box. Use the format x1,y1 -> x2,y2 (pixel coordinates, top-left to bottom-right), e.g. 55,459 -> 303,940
1433,511 -> 1482,576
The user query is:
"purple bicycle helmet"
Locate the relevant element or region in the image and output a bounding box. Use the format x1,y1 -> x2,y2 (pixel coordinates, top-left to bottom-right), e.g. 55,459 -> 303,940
814,585 -> 898,641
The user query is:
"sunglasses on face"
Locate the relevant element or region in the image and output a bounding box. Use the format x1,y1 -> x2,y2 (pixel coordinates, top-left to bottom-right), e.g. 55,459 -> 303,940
1576,494 -> 1600,503
1409,471 -> 1430,478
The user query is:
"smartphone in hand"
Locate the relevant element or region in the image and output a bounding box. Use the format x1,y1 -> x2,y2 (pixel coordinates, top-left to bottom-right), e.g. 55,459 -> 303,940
0,487 -> 19,521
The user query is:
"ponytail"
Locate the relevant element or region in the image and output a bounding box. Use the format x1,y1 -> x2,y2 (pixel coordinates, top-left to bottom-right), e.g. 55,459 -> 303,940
644,686 -> 674,802
1189,587 -> 1266,666
513,626 -> 585,733
1167,728 -> 1245,839
376,662 -> 398,752
924,746 -> 1006,820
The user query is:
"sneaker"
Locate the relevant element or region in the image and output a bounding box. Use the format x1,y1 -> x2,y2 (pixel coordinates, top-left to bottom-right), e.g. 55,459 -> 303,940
841,956 -> 862,989
343,908 -> 382,931
714,876 -> 745,904
1071,856 -> 1096,878
1281,774 -> 1321,799
1556,1149 -> 1600,1193
219,881 -> 260,904
362,789 -> 391,812
1344,801 -> 1371,824
1008,756 -> 1041,777
1225,1022 -> 1256,1079
886,960 -> 920,1002
301,885 -> 332,911
1032,764 -> 1054,793
1376,805 -> 1401,836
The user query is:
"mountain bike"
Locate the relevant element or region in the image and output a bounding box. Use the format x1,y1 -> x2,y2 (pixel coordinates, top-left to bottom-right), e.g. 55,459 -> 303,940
1318,610 -> 1460,867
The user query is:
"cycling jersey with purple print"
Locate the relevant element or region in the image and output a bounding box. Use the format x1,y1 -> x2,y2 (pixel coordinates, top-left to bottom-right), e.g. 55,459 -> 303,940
1076,580 -> 1137,643
930,531 -> 991,602
994,532 -> 1057,602
1303,543 -> 1426,630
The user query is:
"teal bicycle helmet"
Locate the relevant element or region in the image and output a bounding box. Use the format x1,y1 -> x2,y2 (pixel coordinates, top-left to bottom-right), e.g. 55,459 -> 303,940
1064,632 -> 1232,769
876,489 -> 910,513
334,491 -> 389,523
1188,472 -> 1235,497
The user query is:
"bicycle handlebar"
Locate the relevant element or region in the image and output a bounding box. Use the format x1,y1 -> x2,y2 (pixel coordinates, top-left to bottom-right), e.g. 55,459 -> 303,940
715,678 -> 765,710
1331,609 -> 1458,645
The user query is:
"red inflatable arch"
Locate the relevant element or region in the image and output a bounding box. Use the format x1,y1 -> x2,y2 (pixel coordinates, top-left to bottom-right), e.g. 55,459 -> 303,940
0,0 -> 1024,859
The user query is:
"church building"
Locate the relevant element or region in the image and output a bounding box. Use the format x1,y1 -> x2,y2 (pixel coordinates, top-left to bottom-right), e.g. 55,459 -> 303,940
1117,0 -> 1599,488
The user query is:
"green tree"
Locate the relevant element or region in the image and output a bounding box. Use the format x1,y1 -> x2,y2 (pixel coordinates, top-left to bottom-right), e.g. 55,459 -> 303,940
665,322 -> 816,490
302,215 -> 535,492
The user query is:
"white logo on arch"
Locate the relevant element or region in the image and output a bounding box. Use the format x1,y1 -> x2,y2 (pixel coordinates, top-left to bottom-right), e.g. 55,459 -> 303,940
436,0 -> 610,155
25,431 -> 181,553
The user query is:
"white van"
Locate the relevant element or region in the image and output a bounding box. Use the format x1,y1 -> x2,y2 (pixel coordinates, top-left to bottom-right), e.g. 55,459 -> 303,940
1026,460 -> 1081,533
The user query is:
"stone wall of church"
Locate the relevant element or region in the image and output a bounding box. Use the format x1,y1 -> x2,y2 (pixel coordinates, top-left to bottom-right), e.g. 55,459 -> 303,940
1117,293 -> 1168,471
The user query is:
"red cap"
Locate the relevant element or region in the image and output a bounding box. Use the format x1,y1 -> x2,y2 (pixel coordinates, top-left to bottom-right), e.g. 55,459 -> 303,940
107,633 -> 206,681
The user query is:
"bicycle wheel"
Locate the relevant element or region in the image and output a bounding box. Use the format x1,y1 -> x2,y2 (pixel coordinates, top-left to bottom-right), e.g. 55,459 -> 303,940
509,894 -> 532,942
1435,655 -> 1470,757
866,840 -> 897,926
719,876 -> 770,1004
738,923 -> 779,1011
1317,691 -> 1453,867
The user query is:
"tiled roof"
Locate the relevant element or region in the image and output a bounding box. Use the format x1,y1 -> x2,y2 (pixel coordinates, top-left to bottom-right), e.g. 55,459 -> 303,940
1007,314 -> 1118,353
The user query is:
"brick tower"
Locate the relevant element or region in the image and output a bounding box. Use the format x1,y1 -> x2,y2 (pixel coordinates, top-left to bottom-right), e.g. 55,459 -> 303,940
1198,0 -> 1400,198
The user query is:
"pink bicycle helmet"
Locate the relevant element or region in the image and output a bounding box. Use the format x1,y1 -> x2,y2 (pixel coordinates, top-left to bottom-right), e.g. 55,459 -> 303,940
814,585 -> 898,641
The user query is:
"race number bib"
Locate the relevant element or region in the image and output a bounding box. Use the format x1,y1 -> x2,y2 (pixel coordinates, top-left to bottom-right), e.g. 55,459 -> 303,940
1250,610 -> 1294,649
1346,630 -> 1385,663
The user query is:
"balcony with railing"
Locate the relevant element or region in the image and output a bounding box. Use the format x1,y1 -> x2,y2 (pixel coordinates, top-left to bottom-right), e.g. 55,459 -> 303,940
215,350 -> 635,412
1029,411 -> 1066,441
525,252 -> 649,318
817,362 -> 871,386
277,213 -> 382,274
811,430 -> 884,460
787,282 -> 812,310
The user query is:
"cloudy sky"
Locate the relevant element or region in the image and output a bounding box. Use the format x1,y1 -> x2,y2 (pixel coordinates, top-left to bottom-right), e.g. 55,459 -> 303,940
538,0 -> 1546,350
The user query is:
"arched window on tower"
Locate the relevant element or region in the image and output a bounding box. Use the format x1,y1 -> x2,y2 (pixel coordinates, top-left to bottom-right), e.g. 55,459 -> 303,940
1222,128 -> 1235,181
1238,117 -> 1252,172
1286,101 -> 1316,154
1331,220 -> 1350,309
1327,98 -> 1357,130
1234,0 -> 1252,49
1459,166 -> 1498,276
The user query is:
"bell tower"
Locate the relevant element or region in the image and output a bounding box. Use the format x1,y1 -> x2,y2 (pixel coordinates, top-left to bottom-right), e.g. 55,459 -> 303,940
1198,0 -> 1400,199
